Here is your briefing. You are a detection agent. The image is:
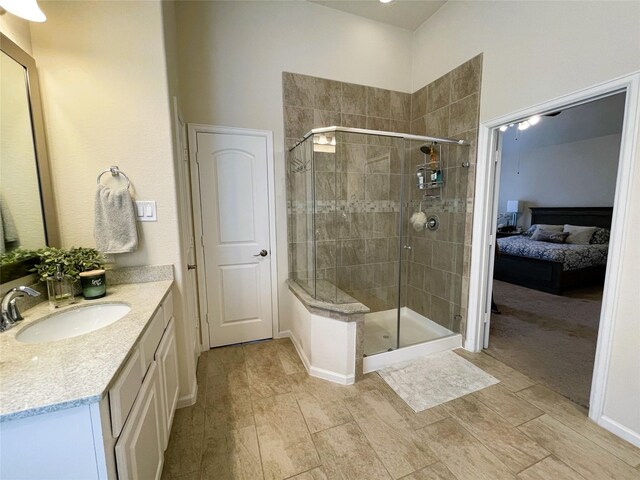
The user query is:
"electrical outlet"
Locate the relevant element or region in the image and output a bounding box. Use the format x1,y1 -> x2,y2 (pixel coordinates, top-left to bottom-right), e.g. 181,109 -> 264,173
135,201 -> 157,222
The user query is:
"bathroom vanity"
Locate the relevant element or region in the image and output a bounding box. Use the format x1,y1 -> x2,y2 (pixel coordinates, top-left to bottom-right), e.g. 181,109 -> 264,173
0,280 -> 178,480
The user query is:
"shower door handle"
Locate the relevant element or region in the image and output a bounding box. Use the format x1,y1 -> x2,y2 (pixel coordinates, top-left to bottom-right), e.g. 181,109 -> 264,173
254,249 -> 268,257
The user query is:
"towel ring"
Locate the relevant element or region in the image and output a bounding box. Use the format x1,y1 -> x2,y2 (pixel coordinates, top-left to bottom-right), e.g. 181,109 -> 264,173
96,166 -> 130,189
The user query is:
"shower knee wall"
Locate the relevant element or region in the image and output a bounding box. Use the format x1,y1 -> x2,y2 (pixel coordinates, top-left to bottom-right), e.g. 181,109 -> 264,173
284,287 -> 361,384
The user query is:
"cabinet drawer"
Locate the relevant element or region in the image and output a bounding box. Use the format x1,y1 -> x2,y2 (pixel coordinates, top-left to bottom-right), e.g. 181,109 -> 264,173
109,346 -> 144,438
162,291 -> 173,329
141,307 -> 164,373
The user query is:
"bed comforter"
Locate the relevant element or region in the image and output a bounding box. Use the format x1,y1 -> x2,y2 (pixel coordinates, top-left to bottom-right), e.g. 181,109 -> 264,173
497,235 -> 609,271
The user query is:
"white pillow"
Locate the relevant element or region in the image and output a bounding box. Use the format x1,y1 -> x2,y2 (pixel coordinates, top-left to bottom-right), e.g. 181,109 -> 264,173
563,224 -> 598,245
525,224 -> 563,237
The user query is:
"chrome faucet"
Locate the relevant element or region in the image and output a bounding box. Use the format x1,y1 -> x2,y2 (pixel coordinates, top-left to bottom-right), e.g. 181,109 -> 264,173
1,286 -> 40,332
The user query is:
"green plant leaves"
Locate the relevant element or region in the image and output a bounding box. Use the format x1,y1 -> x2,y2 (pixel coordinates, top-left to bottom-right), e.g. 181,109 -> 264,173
31,247 -> 105,281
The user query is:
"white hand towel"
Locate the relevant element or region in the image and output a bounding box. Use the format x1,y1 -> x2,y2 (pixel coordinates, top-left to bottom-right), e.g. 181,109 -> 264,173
94,184 -> 138,254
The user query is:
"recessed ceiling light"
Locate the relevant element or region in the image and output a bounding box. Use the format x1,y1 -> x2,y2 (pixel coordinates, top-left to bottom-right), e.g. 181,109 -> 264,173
499,125 -> 508,132
528,115 -> 541,125
379,0 -> 394,4
518,121 -> 530,131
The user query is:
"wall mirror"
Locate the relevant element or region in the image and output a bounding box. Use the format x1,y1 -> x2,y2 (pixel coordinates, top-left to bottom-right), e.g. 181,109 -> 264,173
0,32 -> 58,284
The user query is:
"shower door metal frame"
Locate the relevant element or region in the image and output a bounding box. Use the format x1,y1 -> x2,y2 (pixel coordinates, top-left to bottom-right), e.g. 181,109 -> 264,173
289,126 -> 468,152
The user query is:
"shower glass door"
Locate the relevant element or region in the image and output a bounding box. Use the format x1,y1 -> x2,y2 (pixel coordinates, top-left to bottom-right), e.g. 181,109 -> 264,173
330,131 -> 405,355
398,139 -> 471,349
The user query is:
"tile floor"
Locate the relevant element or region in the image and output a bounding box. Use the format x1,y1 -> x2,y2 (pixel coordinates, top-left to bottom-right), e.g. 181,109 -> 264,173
161,338 -> 640,480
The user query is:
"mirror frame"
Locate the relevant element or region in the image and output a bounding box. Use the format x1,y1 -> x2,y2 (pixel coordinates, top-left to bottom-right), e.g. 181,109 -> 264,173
1,32 -> 59,283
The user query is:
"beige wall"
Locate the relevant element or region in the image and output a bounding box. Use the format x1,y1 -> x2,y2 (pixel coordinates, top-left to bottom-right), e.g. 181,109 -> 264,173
175,0 -> 414,335
412,1 -> 640,439
28,1 -> 195,398
412,1 -> 640,123
498,133 -> 622,228
30,0 -> 179,267
0,14 -> 32,54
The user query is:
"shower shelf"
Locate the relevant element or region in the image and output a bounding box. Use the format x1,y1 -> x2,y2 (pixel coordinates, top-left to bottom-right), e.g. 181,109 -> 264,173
416,142 -> 443,200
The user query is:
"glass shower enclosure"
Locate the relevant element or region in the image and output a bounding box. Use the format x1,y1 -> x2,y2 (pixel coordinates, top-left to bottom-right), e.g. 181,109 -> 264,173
288,126 -> 470,357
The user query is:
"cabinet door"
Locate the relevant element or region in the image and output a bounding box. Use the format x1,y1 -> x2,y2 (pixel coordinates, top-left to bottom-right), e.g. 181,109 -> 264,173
157,317 -> 180,450
109,346 -> 144,437
115,361 -> 164,480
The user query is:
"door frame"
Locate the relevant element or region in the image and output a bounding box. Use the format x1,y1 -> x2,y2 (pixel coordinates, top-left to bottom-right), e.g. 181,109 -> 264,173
467,72 -> 640,428
172,97 -> 202,359
187,124 -> 279,350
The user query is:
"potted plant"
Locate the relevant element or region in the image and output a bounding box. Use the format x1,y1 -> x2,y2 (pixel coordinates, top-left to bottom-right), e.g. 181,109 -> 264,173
32,247 -> 106,303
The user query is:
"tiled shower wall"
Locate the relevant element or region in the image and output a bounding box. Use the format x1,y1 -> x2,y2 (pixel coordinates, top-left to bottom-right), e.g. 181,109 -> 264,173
285,54 -> 482,334
284,73 -> 411,311
406,55 -> 482,333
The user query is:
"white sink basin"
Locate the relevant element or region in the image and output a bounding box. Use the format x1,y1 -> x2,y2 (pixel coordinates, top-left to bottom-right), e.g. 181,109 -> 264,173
16,303 -> 131,344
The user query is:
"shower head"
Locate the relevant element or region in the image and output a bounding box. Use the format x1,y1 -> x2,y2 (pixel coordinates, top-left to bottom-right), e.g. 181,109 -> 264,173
420,144 -> 433,155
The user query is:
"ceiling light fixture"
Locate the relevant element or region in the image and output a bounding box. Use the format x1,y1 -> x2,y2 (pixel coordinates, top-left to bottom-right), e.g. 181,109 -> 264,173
499,115 -> 542,133
379,0 -> 394,4
0,0 -> 46,22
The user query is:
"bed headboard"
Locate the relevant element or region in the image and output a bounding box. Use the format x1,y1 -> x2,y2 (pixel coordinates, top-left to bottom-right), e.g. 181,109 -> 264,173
530,207 -> 613,229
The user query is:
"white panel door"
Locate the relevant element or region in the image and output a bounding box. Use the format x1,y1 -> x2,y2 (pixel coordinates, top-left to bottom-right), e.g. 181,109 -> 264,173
195,132 -> 273,347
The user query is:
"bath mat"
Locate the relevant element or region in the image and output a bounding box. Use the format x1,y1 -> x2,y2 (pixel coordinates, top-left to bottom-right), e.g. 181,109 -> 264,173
378,350 -> 499,412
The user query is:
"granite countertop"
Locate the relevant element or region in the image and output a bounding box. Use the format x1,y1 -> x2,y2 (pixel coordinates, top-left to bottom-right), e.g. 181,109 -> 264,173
0,280 -> 173,422
287,279 -> 370,316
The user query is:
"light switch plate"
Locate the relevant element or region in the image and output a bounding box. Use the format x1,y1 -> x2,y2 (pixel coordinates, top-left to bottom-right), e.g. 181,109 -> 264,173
135,201 -> 157,222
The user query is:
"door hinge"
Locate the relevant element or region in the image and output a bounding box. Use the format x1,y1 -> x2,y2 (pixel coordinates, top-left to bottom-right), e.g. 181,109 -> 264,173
488,234 -> 494,247
200,236 -> 205,247
183,148 -> 189,162
484,312 -> 490,324
205,313 -> 209,325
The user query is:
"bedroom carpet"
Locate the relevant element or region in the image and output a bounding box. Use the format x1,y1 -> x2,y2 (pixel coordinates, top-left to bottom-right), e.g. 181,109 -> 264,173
487,280 -> 602,407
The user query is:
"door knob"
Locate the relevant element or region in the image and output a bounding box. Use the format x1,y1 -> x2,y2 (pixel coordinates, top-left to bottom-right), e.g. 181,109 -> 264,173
254,249 -> 268,257
187,264 -> 197,270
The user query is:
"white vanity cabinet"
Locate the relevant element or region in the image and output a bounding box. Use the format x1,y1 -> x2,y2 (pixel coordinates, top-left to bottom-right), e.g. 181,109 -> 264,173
0,289 -> 179,480
109,290 -> 178,479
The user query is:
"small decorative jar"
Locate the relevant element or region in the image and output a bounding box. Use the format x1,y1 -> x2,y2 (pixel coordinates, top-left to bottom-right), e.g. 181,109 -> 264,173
79,269 -> 107,300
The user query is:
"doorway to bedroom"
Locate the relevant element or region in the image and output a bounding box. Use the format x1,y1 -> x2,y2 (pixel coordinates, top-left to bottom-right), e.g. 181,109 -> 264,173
484,92 -> 626,408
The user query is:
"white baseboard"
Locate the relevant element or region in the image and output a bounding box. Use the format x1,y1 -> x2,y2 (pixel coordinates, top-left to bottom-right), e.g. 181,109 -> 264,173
176,381 -> 198,409
309,366 -> 355,385
597,415 -> 640,448
364,334 -> 462,373
279,330 -> 311,373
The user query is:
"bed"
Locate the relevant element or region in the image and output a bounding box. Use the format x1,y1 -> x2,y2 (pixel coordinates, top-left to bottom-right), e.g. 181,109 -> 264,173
493,207 -> 613,294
